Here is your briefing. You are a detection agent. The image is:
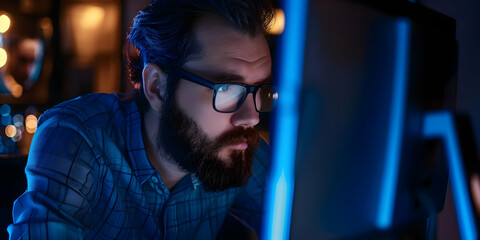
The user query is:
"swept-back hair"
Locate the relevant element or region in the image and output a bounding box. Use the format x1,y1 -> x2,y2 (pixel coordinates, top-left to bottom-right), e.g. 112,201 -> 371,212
124,0 -> 274,111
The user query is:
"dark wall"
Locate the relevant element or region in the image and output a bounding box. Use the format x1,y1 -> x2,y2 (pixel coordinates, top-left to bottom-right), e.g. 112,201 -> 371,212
414,0 -> 480,239
420,0 -> 480,156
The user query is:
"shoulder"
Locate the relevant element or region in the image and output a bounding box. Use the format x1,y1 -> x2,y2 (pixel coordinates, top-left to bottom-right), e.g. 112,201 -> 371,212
28,93 -> 132,167
38,93 -> 130,131
25,93 -> 137,202
32,92 -> 139,156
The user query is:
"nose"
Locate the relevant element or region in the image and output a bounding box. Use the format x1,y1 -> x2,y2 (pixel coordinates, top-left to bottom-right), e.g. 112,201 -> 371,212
231,93 -> 260,128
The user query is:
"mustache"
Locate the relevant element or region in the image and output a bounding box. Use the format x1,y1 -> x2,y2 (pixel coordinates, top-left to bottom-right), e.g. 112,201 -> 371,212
210,127 -> 260,151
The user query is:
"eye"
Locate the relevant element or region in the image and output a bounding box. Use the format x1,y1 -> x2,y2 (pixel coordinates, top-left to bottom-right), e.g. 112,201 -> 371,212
217,84 -> 230,93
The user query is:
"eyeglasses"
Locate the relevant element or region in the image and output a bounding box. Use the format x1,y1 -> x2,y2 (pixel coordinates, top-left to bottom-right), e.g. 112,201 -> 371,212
178,69 -> 277,113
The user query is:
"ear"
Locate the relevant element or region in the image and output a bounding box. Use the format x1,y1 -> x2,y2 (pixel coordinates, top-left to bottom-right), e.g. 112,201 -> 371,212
142,63 -> 168,112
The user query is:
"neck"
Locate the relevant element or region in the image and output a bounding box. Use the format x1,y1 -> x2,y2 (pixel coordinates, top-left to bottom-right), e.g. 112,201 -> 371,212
142,109 -> 187,191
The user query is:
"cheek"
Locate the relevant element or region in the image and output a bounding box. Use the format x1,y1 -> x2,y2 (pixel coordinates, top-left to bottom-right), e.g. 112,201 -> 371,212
176,81 -> 232,139
194,112 -> 231,140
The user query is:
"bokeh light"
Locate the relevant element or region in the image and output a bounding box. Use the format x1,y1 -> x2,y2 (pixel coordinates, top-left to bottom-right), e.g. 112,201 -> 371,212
40,17 -> 53,39
5,124 -> 16,138
73,5 -> 105,30
12,124 -> 23,142
25,114 -> 38,133
267,9 -> 285,35
1,115 -> 12,126
0,47 -> 7,68
0,104 -> 11,117
13,114 -> 24,127
0,14 -> 11,33
9,82 -> 23,98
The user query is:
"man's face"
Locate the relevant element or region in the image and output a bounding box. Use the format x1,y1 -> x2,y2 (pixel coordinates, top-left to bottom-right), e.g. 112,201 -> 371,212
8,38 -> 42,85
157,15 -> 272,191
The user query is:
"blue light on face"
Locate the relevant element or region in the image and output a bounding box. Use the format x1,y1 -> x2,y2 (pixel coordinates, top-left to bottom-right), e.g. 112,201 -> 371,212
376,18 -> 411,229
29,40 -> 45,83
262,0 -> 308,239
423,111 -> 477,240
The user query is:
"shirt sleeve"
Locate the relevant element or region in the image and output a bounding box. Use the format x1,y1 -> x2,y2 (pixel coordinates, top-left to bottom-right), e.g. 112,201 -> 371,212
228,139 -> 270,235
8,115 -> 101,240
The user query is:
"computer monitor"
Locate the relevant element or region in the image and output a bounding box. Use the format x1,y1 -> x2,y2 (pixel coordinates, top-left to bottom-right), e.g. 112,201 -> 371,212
262,0 -> 460,239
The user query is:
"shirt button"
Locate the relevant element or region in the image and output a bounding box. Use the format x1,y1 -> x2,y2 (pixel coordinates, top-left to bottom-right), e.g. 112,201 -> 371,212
152,176 -> 158,183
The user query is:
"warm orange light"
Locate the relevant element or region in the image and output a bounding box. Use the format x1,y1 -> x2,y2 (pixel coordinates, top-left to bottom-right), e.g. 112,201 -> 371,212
0,48 -> 7,68
71,5 -> 105,30
40,17 -> 53,39
2,74 -> 23,98
25,114 -> 37,133
0,14 -> 11,33
273,92 -> 279,101
267,9 -> 285,35
10,84 -> 23,98
5,124 -> 16,138
68,5 -> 106,61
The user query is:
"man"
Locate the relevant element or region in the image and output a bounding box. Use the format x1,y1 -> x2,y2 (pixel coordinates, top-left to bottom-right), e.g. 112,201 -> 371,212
1,37 -> 43,98
8,0 -> 275,239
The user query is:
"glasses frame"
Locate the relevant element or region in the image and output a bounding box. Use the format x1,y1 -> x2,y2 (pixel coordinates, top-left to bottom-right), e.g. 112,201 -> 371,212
178,69 -> 275,113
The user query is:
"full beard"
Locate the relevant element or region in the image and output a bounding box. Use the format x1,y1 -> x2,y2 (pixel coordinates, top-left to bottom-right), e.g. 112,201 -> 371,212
156,98 -> 260,191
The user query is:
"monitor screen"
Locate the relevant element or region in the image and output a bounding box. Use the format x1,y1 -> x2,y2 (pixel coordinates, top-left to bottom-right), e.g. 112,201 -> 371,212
264,0 -> 458,238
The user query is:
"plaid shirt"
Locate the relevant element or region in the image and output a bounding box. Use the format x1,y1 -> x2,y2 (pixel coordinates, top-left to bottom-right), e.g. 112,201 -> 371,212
8,93 -> 269,240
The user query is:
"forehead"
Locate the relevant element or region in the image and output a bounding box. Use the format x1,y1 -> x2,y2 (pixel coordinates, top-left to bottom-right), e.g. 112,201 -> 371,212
184,15 -> 272,84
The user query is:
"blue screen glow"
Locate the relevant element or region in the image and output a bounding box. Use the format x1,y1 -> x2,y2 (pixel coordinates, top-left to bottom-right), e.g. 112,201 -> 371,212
423,111 -> 477,240
261,0 -> 308,239
376,18 -> 412,229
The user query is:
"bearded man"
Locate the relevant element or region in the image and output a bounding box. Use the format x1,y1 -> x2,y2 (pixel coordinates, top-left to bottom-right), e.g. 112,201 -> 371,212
9,0 -> 275,239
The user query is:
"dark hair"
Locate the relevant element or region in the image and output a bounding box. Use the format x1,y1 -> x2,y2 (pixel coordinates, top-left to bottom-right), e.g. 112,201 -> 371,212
125,0 -> 274,111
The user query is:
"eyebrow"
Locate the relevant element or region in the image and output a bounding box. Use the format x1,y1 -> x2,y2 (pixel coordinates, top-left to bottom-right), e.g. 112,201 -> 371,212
212,73 -> 244,83
211,73 -> 273,85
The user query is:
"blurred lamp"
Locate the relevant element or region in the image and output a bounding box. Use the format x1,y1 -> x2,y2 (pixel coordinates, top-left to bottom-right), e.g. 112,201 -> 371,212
69,4 -> 105,60
0,14 -> 11,33
25,114 -> 37,133
267,9 -> 285,35
0,47 -> 7,67
5,124 -> 16,138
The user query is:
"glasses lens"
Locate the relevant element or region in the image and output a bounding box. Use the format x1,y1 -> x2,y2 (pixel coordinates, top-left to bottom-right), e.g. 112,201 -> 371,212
255,86 -> 275,112
215,84 -> 246,112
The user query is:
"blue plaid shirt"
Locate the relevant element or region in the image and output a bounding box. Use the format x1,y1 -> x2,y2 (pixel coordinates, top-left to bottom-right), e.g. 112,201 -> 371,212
8,93 -> 270,239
